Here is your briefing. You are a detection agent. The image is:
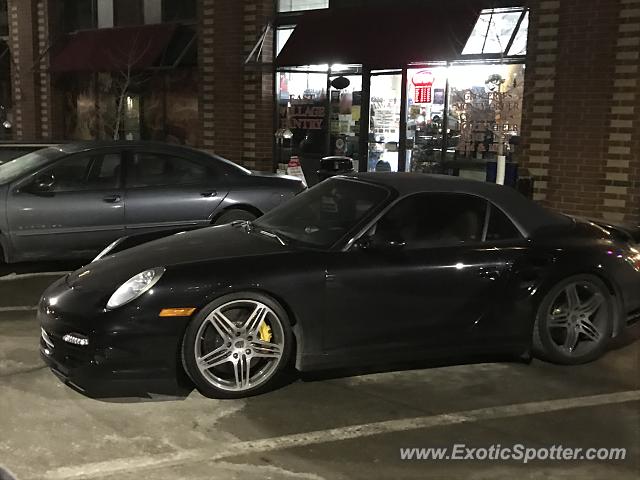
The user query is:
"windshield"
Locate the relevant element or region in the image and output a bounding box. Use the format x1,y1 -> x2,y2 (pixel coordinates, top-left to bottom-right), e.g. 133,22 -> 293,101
0,147 -> 66,184
254,177 -> 391,249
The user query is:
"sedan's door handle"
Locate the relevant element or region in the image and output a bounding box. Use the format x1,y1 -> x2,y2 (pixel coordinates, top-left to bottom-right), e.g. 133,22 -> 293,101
201,190 -> 217,197
103,194 -> 122,203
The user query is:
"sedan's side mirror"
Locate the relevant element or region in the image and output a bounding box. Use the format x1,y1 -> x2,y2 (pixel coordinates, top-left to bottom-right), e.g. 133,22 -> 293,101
27,173 -> 56,193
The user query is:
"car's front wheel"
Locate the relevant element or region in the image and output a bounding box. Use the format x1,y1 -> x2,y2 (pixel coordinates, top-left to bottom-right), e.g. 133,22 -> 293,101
532,274 -> 613,365
182,292 -> 293,398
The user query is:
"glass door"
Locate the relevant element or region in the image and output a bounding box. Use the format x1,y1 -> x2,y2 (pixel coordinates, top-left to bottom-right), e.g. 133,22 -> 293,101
329,73 -> 362,170
368,72 -> 402,172
405,66 -> 448,173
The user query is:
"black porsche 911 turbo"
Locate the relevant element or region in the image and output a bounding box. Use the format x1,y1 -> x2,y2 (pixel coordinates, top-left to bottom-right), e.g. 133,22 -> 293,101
39,173 -> 640,398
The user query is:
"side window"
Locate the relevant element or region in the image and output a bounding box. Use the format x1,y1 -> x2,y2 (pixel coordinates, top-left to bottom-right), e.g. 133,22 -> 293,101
41,154 -> 120,192
127,153 -> 211,188
485,205 -> 522,241
373,193 -> 487,249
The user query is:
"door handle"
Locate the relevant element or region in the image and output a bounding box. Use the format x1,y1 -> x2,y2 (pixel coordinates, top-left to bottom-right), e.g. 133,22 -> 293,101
103,194 -> 122,203
201,190 -> 218,197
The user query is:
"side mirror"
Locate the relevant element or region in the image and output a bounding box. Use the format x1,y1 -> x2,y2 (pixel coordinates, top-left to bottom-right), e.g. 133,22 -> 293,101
27,173 -> 55,193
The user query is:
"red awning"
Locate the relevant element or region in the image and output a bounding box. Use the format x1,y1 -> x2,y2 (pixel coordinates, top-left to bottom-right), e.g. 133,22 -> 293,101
50,24 -> 177,73
277,3 -> 483,68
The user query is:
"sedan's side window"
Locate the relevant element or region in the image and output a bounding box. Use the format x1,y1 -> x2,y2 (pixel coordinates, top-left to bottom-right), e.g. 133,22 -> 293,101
39,154 -> 121,192
485,204 -> 523,241
127,153 -> 211,188
372,193 -> 487,249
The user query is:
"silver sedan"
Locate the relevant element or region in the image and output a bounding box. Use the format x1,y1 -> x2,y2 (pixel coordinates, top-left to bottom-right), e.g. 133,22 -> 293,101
0,141 -> 305,263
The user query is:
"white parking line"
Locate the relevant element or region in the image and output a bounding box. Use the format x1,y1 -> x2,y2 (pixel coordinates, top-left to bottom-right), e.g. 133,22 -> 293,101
45,389 -> 640,480
0,306 -> 37,312
0,271 -> 69,282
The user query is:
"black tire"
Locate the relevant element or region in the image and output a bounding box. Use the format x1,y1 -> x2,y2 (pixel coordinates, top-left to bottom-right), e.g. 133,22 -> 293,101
532,274 -> 613,365
213,209 -> 257,225
182,292 -> 294,399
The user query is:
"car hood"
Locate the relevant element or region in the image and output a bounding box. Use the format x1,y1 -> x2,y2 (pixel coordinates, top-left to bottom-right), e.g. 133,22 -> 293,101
66,224 -> 292,291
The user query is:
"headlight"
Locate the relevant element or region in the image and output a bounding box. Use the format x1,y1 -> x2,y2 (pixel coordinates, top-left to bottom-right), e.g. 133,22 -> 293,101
93,238 -> 123,263
106,267 -> 165,310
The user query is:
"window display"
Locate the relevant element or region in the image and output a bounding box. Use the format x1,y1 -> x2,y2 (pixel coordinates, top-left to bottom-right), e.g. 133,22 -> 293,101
277,71 -> 328,158
448,64 -> 524,161
406,67 -> 447,173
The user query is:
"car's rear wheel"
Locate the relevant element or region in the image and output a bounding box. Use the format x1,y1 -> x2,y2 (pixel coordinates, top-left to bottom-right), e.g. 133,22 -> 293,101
213,209 -> 257,225
532,274 -> 613,365
182,292 -> 293,398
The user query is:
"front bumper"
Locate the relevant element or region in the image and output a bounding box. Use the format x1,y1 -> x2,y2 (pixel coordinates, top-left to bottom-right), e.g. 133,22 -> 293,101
38,276 -> 191,393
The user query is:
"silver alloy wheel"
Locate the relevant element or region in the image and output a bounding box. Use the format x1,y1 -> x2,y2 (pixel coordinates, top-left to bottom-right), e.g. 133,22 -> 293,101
194,299 -> 285,392
546,280 -> 606,356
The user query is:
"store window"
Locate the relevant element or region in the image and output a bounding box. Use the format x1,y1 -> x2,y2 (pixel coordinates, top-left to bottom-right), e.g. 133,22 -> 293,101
114,0 -> 143,27
63,0 -> 96,32
278,0 -> 329,13
447,63 -> 524,162
165,69 -> 200,146
463,7 -> 529,57
368,72 -> 402,172
405,66 -> 447,173
0,0 -> 8,37
277,70 -> 328,160
162,0 -> 197,22
121,95 -> 141,140
276,27 -> 294,57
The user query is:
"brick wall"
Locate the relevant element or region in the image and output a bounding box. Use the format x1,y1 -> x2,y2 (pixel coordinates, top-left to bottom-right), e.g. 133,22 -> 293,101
199,0 -> 275,171
521,0 -> 640,222
6,0 -> 57,141
7,0 -> 38,140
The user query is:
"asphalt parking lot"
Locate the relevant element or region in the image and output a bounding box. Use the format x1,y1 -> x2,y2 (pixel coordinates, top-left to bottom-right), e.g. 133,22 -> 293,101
1,262 -> 639,480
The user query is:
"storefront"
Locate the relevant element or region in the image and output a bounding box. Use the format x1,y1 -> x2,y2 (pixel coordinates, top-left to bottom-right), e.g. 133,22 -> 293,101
274,2 -> 528,184
49,19 -> 199,145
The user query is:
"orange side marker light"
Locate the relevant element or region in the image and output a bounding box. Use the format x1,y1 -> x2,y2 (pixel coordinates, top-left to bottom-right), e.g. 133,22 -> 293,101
159,308 -> 197,317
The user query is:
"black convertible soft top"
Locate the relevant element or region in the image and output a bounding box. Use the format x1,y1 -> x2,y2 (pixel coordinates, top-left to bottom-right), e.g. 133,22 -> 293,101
343,172 -> 572,238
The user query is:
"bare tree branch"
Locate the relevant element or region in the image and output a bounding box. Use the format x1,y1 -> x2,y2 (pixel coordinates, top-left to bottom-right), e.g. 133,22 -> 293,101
108,33 -> 154,140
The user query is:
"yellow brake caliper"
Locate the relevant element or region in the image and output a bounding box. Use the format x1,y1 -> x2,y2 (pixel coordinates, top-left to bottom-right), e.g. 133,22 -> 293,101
258,320 -> 272,342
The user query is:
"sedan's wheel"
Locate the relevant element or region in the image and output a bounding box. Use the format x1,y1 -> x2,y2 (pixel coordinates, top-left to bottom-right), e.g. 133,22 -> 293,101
532,274 -> 613,365
182,293 -> 293,398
